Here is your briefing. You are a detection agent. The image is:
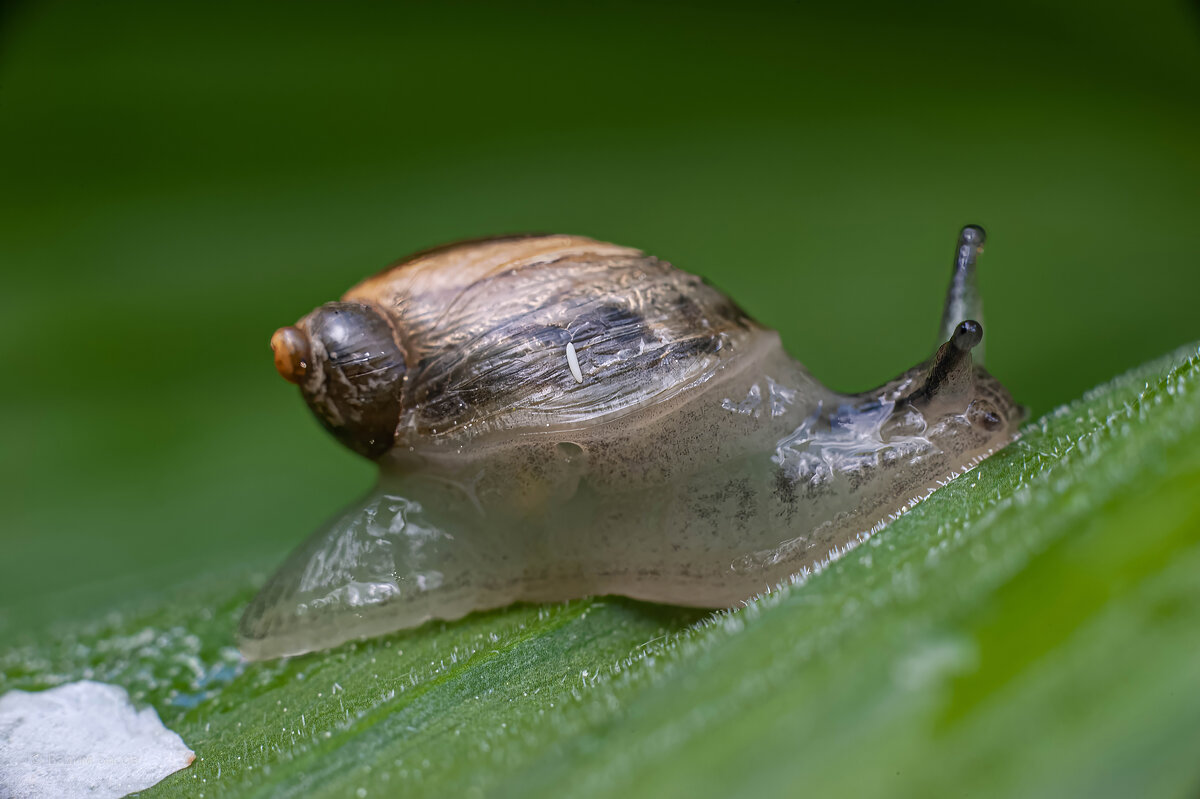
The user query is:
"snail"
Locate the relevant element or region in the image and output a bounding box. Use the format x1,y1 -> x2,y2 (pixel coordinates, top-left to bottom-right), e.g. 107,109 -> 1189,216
239,226 -> 1023,660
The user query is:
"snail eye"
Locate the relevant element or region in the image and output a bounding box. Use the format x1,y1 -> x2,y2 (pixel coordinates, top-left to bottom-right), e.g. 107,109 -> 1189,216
952,320 -> 983,353
968,398 -> 1004,431
271,326 -> 311,384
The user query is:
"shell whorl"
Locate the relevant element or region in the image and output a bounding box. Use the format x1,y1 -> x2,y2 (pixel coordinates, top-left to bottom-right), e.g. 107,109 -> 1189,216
342,235 -> 763,444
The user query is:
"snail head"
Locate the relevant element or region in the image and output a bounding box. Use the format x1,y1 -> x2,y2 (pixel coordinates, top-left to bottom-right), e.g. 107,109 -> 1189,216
271,302 -> 407,459
874,226 -> 1025,457
907,319 -> 1024,440
892,224 -> 1026,446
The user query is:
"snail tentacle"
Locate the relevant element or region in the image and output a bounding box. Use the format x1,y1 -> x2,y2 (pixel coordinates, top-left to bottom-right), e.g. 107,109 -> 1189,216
938,224 -> 986,365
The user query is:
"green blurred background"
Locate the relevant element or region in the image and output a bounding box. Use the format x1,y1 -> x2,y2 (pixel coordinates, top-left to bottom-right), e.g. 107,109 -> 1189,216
2,1 -> 1199,633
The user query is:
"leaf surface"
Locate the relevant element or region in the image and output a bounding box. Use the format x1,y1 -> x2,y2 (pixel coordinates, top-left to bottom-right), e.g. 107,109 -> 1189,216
3,343 -> 1199,798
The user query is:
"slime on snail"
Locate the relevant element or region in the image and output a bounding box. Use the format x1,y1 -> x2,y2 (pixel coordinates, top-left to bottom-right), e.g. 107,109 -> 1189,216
240,226 -> 1023,660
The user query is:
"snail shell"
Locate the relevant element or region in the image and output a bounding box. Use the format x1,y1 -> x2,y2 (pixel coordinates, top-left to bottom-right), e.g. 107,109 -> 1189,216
240,228 -> 1022,660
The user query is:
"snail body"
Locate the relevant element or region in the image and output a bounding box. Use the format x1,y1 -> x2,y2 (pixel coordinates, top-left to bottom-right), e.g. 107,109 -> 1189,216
241,229 -> 1022,660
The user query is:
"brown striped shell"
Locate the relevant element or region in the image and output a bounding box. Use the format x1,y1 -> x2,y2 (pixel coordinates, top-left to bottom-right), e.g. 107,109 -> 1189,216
277,235 -> 763,455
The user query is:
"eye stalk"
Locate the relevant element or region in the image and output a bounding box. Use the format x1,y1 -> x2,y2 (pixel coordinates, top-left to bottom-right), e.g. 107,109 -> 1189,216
273,302 -> 408,459
940,224 -> 986,366
906,225 -> 992,413
919,319 -> 983,407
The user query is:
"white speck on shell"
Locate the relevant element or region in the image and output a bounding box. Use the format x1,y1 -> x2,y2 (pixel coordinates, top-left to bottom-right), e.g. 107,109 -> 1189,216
565,342 -> 583,383
0,680 -> 194,798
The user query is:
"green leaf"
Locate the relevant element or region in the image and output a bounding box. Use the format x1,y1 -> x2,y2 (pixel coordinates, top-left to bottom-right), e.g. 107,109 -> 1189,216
3,342 -> 1199,799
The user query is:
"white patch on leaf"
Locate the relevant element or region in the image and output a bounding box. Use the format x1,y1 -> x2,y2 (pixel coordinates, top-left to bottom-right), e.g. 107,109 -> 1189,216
0,680 -> 194,798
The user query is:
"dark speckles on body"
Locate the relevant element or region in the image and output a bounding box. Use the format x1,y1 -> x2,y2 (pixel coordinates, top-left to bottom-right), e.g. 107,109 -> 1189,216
772,466 -> 798,520
731,478 -> 756,525
688,477 -> 760,534
842,463 -> 872,492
